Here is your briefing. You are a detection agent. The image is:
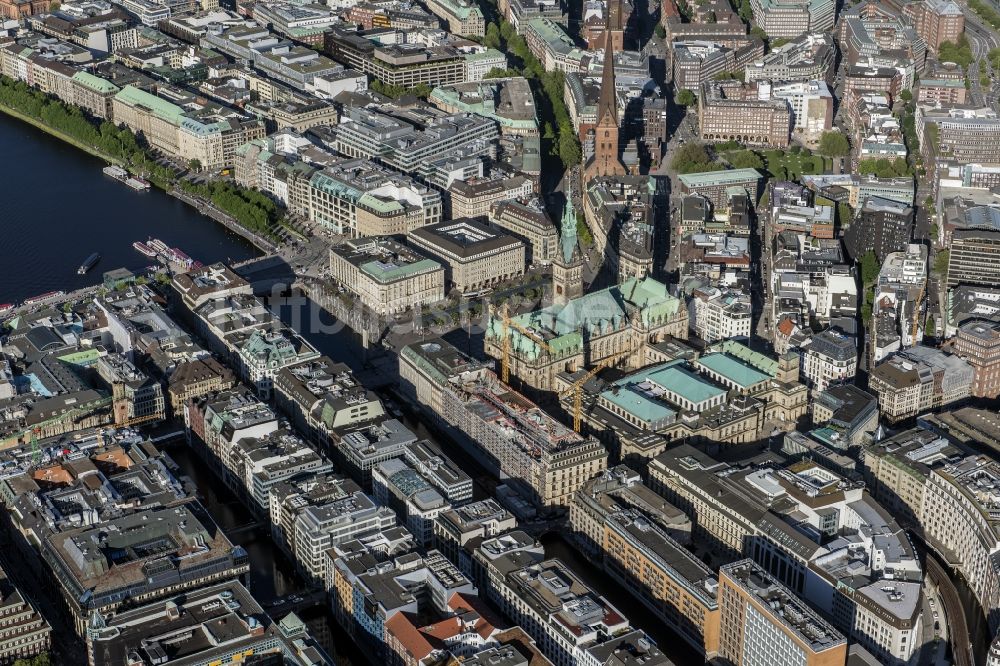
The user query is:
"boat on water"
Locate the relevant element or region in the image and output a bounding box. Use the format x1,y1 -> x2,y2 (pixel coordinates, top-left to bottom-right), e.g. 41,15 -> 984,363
126,177 -> 151,191
102,165 -> 128,182
145,238 -> 197,268
168,247 -> 193,265
78,252 -> 100,275
24,290 -> 65,306
104,165 -> 150,191
133,241 -> 157,257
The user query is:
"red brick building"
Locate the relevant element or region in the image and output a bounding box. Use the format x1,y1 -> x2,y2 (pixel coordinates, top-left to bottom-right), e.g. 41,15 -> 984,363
954,320 -> 1000,398
902,0 -> 964,51
0,0 -> 49,20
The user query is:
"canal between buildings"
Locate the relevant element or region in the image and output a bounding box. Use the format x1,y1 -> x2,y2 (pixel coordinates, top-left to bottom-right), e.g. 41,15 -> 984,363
166,443 -> 367,666
5,109 -> 709,665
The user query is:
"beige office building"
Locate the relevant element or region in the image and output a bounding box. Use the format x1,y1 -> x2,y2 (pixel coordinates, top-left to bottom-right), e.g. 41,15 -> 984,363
489,199 -> 559,264
713,560 -> 847,666
330,237 -> 445,315
448,175 -> 534,219
409,219 -> 525,292
699,81 -> 792,148
112,85 -> 265,171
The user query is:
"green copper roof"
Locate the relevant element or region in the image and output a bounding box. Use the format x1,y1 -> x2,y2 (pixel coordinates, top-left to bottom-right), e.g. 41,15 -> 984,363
72,71 -> 119,95
487,277 -> 681,358
526,18 -> 575,50
278,611 -> 306,636
716,339 -> 778,376
429,0 -> 484,19
357,192 -> 403,214
601,385 -> 676,424
920,78 -> 964,88
360,258 -> 441,283
614,360 -> 726,407
399,346 -> 448,386
241,330 -> 301,366
697,352 -> 770,389
559,185 -> 578,265
57,349 -> 101,366
311,170 -> 362,200
428,81 -> 538,132
115,85 -> 184,126
679,169 -> 763,188
465,47 -> 504,61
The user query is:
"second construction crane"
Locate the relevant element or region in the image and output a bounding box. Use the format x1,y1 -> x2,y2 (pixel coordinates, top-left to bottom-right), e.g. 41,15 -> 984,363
558,349 -> 632,433
497,302 -> 554,384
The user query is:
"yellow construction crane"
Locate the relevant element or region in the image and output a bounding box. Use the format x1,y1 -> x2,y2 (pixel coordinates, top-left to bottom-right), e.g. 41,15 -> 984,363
559,349 -> 632,433
498,302 -> 552,384
112,381 -> 163,429
116,412 -> 162,429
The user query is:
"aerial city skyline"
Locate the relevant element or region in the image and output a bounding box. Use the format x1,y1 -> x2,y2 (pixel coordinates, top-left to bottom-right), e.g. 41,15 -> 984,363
0,0 -> 998,663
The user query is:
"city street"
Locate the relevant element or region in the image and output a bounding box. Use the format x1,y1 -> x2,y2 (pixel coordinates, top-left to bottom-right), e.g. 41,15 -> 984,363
965,12 -> 1000,109
3,0 -> 1000,664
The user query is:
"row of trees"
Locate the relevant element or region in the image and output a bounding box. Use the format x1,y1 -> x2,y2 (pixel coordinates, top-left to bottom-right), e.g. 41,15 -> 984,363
675,89 -> 697,107
938,36 -> 973,69
989,47 -> 1000,72
576,214 -> 594,246
857,157 -> 911,178
713,142 -> 832,179
672,143 -> 728,173
675,140 -> 835,178
734,0 -> 752,22
14,655 -> 51,666
0,75 -> 177,186
726,150 -> 765,169
0,74 -> 284,237
178,180 -> 281,237
859,250 -> 879,323
817,131 -> 850,157
970,0 -> 1000,32
485,20 -> 581,169
483,67 -> 520,78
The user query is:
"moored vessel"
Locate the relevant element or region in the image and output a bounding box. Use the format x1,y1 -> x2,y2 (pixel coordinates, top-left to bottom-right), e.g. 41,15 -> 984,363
133,241 -> 157,257
24,290 -> 65,306
102,165 -> 128,182
78,252 -> 100,275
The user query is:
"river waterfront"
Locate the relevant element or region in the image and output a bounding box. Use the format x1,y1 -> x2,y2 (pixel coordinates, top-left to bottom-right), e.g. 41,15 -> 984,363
0,113 -> 258,304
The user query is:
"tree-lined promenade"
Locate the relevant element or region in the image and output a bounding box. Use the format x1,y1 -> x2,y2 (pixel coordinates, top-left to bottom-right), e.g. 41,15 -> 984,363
0,74 -> 282,242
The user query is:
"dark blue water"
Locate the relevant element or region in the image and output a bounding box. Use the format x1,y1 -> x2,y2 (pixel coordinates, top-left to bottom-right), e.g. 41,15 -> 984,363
0,113 -> 259,303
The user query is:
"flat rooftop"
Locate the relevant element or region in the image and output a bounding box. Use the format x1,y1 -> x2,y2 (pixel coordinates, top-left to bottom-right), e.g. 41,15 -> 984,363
332,237 -> 442,283
696,352 -> 770,389
721,559 -> 846,652
409,218 -> 522,259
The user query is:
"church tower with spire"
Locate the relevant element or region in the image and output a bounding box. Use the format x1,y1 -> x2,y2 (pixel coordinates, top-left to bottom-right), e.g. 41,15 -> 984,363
606,0 -> 624,51
552,185 -> 584,306
583,29 -> 626,183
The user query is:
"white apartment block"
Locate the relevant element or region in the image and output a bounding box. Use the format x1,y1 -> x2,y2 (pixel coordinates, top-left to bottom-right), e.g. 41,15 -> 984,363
768,80 -> 834,133
688,287 -> 752,343
801,330 -> 857,392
